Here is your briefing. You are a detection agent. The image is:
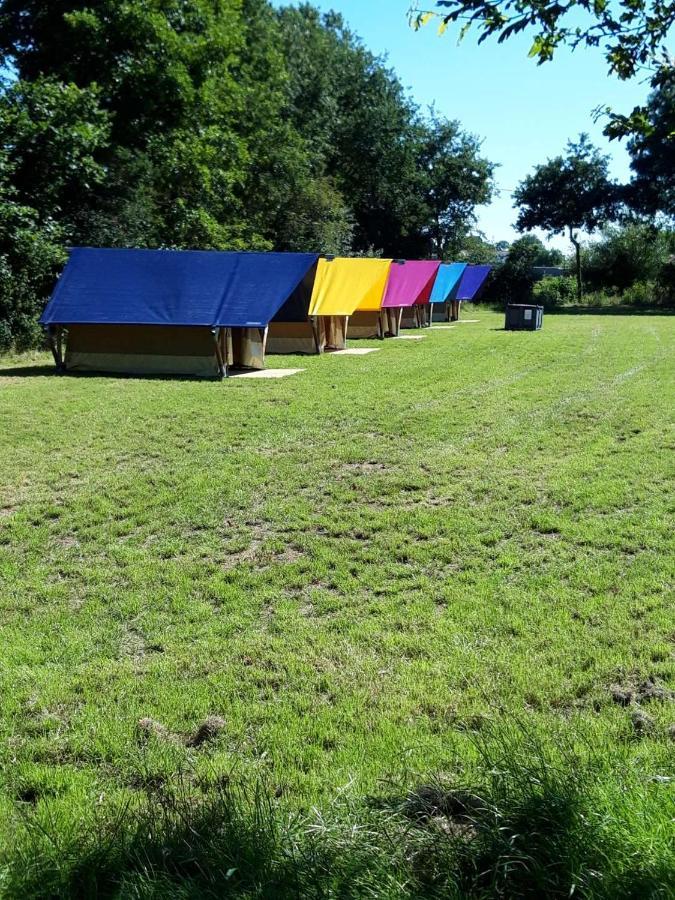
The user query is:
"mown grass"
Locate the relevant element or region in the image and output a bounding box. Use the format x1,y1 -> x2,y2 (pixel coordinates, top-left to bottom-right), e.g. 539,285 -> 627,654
0,308 -> 673,896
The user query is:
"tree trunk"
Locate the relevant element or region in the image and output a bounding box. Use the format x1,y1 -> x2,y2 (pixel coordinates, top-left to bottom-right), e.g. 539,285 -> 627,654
569,227 -> 582,302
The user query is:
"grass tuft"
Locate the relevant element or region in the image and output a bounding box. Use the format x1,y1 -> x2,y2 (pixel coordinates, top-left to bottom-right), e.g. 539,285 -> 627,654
2,725 -> 673,898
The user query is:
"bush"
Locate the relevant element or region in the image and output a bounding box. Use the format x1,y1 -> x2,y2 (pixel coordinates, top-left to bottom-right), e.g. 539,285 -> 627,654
583,225 -> 675,294
0,202 -> 66,353
532,275 -> 577,308
621,280 -> 657,307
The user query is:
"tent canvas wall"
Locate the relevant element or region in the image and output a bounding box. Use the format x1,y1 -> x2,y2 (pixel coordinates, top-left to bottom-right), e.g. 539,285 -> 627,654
40,248 -> 319,377
268,257 -> 392,354
429,262 -> 467,322
380,260 -> 440,335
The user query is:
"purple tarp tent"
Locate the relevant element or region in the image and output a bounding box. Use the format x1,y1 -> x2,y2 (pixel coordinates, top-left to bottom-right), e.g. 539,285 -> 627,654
380,260 -> 440,334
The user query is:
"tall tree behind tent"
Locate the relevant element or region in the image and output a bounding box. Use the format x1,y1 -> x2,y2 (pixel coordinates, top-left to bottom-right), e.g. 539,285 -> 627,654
276,4 -> 494,258
0,0 -> 322,251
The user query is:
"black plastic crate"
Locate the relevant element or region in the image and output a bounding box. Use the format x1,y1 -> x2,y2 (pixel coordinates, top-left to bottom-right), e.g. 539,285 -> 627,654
505,304 -> 543,331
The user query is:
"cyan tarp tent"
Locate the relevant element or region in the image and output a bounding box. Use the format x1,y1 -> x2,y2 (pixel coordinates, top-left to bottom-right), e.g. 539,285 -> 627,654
429,262 -> 467,322
456,265 -> 492,301
40,248 -> 319,376
430,263 -> 467,303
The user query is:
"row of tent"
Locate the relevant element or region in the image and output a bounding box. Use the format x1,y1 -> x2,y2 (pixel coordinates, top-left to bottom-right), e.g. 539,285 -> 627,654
40,249 -> 491,377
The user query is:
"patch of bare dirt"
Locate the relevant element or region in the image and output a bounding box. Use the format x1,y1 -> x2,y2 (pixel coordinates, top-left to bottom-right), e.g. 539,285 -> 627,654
53,534 -> 79,549
630,709 -> 655,736
402,785 -> 484,840
222,521 -> 306,569
340,461 -> 390,477
186,716 -> 226,748
274,545 -> 304,564
137,715 -> 226,749
610,676 -> 674,706
120,625 -> 163,662
137,717 -> 175,743
222,522 -> 271,567
120,626 -> 149,662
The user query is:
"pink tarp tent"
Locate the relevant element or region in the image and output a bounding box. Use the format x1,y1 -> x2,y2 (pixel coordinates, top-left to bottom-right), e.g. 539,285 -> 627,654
381,260 -> 440,334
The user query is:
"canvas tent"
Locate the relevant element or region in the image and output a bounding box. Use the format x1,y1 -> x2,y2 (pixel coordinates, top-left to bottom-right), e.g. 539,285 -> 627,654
429,262 -> 467,323
40,248 -> 319,377
456,265 -> 492,302
267,257 -> 392,354
380,260 -> 441,335
347,260 -> 400,340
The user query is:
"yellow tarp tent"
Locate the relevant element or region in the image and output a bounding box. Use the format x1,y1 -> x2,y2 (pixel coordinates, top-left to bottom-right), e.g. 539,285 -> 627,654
347,259 -> 398,340
268,257 -> 392,354
311,258 -> 392,347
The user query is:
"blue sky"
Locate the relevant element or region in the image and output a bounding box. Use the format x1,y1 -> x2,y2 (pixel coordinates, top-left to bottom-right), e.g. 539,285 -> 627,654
273,0 -> 651,249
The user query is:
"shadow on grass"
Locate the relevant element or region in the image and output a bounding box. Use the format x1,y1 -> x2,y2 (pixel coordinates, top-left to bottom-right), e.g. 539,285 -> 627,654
3,727 -> 673,899
480,302 -> 675,317
0,365 -> 224,382
0,365 -> 57,378
545,306 -> 675,316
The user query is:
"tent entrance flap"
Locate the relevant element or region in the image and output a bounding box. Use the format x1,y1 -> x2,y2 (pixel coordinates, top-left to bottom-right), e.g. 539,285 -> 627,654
317,315 -> 348,351
400,308 -> 419,329
223,327 -> 268,370
401,306 -> 430,329
380,308 -> 402,337
64,324 -> 222,377
267,321 -> 321,355
348,311 -> 382,339
431,302 -> 451,322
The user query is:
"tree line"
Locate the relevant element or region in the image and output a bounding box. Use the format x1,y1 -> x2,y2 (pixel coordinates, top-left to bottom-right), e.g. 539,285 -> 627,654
0,0 -> 495,351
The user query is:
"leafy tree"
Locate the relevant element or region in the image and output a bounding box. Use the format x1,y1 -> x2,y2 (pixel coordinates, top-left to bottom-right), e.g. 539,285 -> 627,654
457,232 -> 500,264
276,5 -> 493,257
411,0 -> 674,139
513,136 -> 617,300
492,235 -> 564,303
0,0 -> 310,251
0,146 -> 66,350
0,77 -> 108,348
622,77 -> 675,221
417,113 -> 494,257
0,77 -> 110,228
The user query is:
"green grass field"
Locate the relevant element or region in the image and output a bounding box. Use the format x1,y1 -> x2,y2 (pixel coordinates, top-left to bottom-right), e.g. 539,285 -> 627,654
1,308 -> 674,897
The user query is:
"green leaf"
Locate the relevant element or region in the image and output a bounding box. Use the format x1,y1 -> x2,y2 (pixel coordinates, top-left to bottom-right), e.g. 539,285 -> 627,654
528,37 -> 543,58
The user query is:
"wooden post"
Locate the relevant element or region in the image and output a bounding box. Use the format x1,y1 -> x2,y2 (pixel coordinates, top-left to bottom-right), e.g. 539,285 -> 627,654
47,325 -> 65,371
212,327 -> 227,378
310,316 -> 322,354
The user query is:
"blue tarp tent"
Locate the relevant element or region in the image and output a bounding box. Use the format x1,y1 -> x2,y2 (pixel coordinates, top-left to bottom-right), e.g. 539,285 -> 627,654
456,265 -> 492,301
41,248 -> 319,376
429,262 -> 467,323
